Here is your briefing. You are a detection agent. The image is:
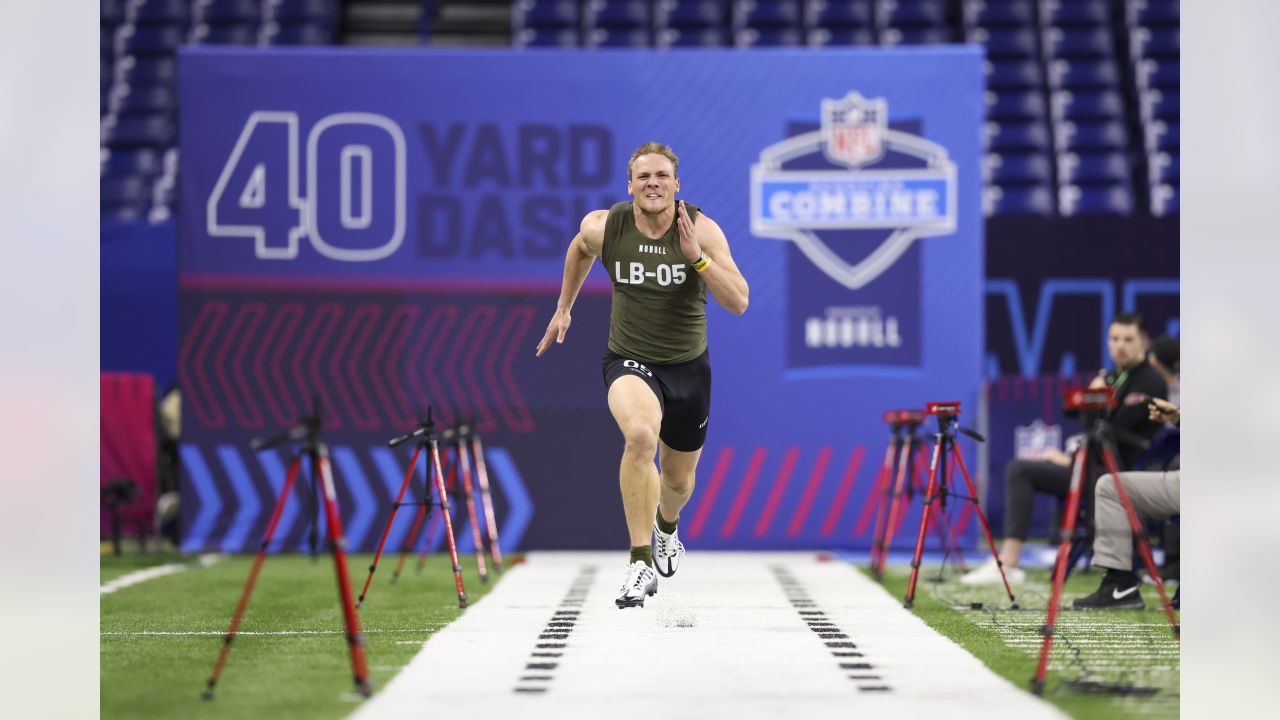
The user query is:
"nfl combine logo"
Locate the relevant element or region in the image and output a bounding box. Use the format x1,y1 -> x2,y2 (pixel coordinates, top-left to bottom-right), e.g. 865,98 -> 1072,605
822,93 -> 886,168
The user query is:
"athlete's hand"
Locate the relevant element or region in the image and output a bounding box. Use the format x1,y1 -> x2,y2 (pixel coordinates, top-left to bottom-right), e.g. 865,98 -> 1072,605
535,309 -> 571,357
676,200 -> 701,263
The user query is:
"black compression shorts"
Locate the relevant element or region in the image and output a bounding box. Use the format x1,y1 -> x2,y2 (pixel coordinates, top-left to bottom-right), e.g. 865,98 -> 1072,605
601,349 -> 711,452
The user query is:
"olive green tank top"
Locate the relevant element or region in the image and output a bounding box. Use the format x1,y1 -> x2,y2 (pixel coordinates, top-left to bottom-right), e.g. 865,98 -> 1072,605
600,201 -> 707,364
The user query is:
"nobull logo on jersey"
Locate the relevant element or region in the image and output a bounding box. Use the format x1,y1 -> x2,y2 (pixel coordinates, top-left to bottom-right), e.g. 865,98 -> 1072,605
751,92 -> 957,371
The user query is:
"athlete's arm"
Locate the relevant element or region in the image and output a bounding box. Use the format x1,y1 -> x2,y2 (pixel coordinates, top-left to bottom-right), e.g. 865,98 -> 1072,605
535,210 -> 608,357
676,201 -> 749,316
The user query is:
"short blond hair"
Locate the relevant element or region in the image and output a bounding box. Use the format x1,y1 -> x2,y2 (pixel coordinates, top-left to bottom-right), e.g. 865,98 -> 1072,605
627,142 -> 679,180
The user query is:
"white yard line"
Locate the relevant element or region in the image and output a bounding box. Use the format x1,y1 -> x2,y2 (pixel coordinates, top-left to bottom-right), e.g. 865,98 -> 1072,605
351,552 -> 1066,720
99,554 -> 224,595
101,628 -> 443,637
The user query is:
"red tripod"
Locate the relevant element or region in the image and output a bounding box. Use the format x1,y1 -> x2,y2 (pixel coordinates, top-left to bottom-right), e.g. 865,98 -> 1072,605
467,427 -> 504,573
443,423 -> 489,583
203,402 -> 370,699
904,402 -> 1016,610
355,409 -> 468,609
1031,387 -> 1179,695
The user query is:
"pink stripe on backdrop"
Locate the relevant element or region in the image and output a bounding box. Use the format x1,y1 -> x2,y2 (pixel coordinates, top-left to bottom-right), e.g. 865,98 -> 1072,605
100,373 -> 156,536
687,447 -> 734,538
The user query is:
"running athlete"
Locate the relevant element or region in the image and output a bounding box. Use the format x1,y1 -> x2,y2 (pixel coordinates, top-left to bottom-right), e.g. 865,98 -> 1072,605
535,142 -> 750,608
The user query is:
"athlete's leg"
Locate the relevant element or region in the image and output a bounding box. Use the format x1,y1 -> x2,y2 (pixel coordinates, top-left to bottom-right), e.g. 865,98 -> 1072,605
608,375 -> 662,548
657,441 -> 702,524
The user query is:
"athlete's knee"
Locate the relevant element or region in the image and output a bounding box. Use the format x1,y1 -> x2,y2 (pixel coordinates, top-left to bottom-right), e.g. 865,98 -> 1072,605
1095,474 -> 1116,500
621,422 -> 659,456
661,470 -> 695,497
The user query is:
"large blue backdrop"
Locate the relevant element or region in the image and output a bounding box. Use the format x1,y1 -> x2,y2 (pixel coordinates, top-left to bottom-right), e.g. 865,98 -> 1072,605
177,47 -> 985,553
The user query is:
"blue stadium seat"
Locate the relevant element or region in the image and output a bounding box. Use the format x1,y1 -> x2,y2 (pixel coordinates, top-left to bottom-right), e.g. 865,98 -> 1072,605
1127,0 -> 1179,27
586,0 -> 651,29
657,27 -> 729,47
515,28 -> 581,47
102,0 -> 124,24
1040,0 -> 1109,26
962,0 -> 1035,28
1059,184 -> 1134,215
807,27 -> 876,45
969,27 -> 1038,58
117,56 -> 178,85
1146,120 -> 1179,151
194,0 -> 262,23
881,26 -> 951,45
986,152 -> 1052,184
804,0 -> 875,28
734,0 -> 803,29
266,0 -> 337,21
1150,182 -> 1178,216
1148,151 -> 1179,184
1130,26 -> 1178,58
1141,89 -> 1178,120
115,83 -> 177,115
1042,27 -> 1114,58
121,24 -> 186,54
1055,119 -> 1128,151
1049,59 -> 1121,89
1051,89 -> 1124,120
192,23 -> 258,45
987,90 -> 1046,121
102,148 -> 164,178
880,0 -> 947,26
105,113 -> 176,147
585,28 -> 653,47
986,59 -> 1043,89
987,120 -> 1051,152
1136,58 -> 1179,89
657,0 -> 729,29
736,27 -> 804,46
135,0 -> 191,24
265,21 -> 333,45
1057,152 -> 1131,185
988,184 -> 1055,215
515,0 -> 581,29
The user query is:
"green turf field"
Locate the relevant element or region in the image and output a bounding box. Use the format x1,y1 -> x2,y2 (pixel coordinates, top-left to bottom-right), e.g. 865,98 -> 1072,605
872,562 -> 1180,719
101,552 -> 500,719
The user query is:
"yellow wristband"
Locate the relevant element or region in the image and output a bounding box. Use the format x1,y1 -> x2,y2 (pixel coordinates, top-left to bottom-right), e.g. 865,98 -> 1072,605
692,254 -> 710,272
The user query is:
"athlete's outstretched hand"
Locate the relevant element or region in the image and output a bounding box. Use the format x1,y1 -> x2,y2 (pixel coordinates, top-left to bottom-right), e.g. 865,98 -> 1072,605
676,200 -> 701,263
536,309 -> 571,357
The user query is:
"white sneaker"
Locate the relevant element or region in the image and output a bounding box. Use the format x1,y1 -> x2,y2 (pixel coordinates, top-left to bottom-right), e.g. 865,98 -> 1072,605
615,561 -> 658,609
958,556 -> 1026,586
652,522 -> 685,578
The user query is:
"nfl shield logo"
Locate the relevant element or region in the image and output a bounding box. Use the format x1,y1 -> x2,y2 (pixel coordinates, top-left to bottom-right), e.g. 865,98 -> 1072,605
822,92 -> 887,167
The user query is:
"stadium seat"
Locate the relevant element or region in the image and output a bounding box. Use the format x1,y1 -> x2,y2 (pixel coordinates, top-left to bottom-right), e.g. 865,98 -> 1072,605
104,113 -> 177,146
101,148 -> 164,178
1126,0 -> 1179,27
986,152 -> 1052,185
1049,59 -> 1121,89
961,0 -> 1035,28
1055,119 -> 1129,151
586,0 -> 651,29
969,27 -> 1038,58
1136,58 -> 1179,89
265,22 -> 334,45
1148,151 -> 1179,185
1059,184 -> 1134,215
1140,89 -> 1178,120
807,27 -> 876,45
1130,26 -> 1179,58
120,24 -> 186,55
1051,89 -> 1124,120
117,56 -> 178,85
101,175 -> 153,207
1145,120 -> 1179,151
735,27 -> 804,46
514,0 -> 581,30
194,0 -> 262,23
192,23 -> 258,45
1040,0 -> 1109,26
805,0 -> 875,28
657,27 -> 728,47
1057,152 -> 1131,185
881,26 -> 951,45
1042,27 -> 1114,58
986,120 -> 1051,152
514,28 -> 581,47
102,0 -> 124,24
987,184 -> 1055,215
987,90 -> 1046,121
657,0 -> 729,29
1150,182 -> 1178,216
734,0 -> 803,29
265,0 -> 338,22
880,0 -> 947,26
585,28 -> 652,47
134,0 -> 191,24
114,83 -> 178,115
987,59 -> 1043,89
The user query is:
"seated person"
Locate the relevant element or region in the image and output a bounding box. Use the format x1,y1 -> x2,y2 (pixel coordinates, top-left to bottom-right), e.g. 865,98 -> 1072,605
962,313 -> 1168,585
1074,398 -> 1180,609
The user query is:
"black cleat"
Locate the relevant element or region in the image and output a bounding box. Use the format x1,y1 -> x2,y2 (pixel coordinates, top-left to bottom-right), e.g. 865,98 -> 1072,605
1073,570 -> 1145,610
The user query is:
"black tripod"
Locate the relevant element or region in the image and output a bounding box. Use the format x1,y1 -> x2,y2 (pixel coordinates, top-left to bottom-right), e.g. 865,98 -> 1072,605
904,401 -> 1016,610
203,399 -> 370,700
356,408 -> 468,609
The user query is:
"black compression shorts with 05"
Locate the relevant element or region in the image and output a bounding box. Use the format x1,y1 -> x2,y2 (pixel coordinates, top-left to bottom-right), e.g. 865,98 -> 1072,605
601,349 -> 712,453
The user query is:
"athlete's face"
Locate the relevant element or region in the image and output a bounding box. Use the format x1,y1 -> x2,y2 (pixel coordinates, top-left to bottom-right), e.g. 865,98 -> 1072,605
627,154 -> 679,214
1108,322 -> 1146,370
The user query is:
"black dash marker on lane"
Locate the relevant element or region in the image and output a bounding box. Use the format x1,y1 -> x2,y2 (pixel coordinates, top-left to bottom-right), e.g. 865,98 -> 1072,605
520,676 -> 553,681
526,663 -> 558,670
531,652 -> 562,658
840,663 -> 873,670
831,651 -> 864,658
537,643 -> 566,649
514,687 -> 547,694
858,686 -> 892,692
826,641 -> 857,649
848,675 -> 881,680
818,633 -> 850,640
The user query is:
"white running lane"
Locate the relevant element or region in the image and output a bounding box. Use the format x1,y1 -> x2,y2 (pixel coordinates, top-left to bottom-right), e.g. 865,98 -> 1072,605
351,552 -> 1065,720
